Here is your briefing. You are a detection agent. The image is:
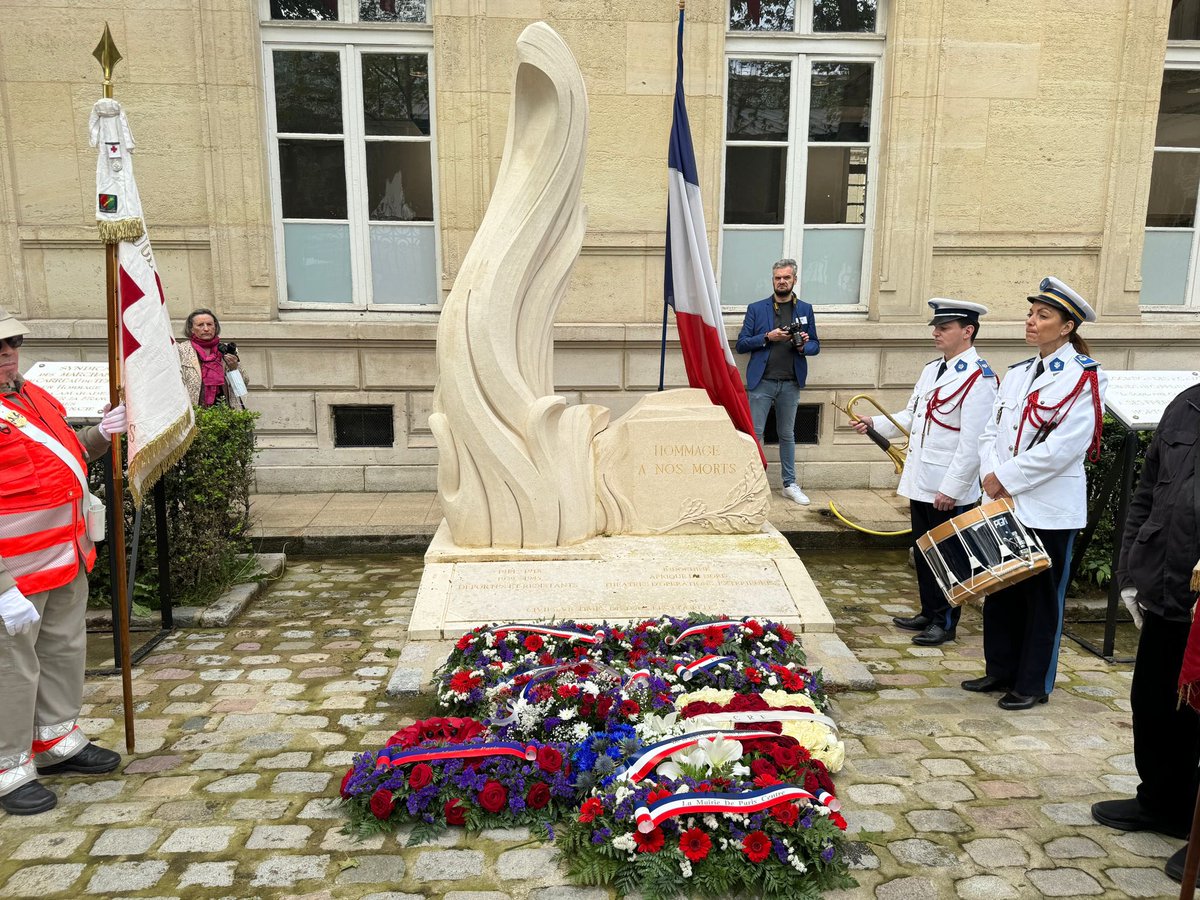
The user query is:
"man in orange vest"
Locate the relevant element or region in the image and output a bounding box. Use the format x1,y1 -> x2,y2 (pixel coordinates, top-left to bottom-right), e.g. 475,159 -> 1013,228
0,311 -> 128,815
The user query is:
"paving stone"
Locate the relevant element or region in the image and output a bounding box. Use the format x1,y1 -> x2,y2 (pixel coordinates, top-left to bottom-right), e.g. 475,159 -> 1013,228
75,802 -> 158,824
914,780 -> 974,804
1044,836 -> 1106,859
844,810 -> 896,834
920,758 -> 973,776
846,783 -> 905,805
191,752 -> 250,770
443,894 -> 513,900
159,825 -> 236,853
843,841 -> 880,870
875,877 -> 938,899
86,861 -> 169,894
178,861 -> 237,888
905,809 -> 968,833
250,854 -> 330,887
1112,830 -> 1179,858
529,890 -> 610,900
411,850 -> 485,882
1040,802 -> 1096,826
321,826 -> 385,851
1025,868 -> 1103,896
1,863 -> 85,896
204,773 -> 260,792
247,824 -> 313,849
1107,866 -> 1183,897
137,775 -> 199,797
272,771 -> 332,792
153,800 -> 215,822
886,839 -> 959,867
124,755 -> 183,774
60,780 -> 124,804
335,856 -> 408,884
11,831 -> 88,860
231,798 -> 292,820
497,847 -> 557,879
963,838 -> 1027,868
90,826 -> 162,856
298,797 -> 345,819
954,875 -> 1018,899
261,751 -> 313,769
479,826 -> 532,841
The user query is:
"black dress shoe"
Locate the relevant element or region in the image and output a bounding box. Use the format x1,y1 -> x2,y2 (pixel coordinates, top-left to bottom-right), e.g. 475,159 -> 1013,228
0,781 -> 57,815
36,743 -> 120,776
961,675 -> 1010,693
998,691 -> 1049,710
1092,798 -> 1190,839
1165,845 -> 1200,884
912,624 -> 955,646
893,614 -> 931,631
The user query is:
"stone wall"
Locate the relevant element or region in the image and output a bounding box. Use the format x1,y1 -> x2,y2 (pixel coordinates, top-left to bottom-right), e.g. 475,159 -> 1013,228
1,0 -> 1195,493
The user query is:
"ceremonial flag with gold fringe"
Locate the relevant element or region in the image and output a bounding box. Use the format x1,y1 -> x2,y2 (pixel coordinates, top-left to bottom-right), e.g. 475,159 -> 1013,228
90,98 -> 194,505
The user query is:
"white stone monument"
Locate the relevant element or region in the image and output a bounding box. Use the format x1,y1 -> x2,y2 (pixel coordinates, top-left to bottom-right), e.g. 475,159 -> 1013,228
408,23 -> 848,666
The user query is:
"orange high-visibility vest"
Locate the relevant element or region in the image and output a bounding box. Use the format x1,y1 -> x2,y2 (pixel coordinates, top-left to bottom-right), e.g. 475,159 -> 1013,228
0,382 -> 96,595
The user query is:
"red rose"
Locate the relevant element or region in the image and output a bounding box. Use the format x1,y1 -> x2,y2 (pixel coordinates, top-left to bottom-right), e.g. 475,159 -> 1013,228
526,782 -> 551,810
611,629 -> 626,641
770,802 -> 799,826
339,769 -> 354,798
679,827 -> 712,862
578,797 -> 604,822
456,633 -> 473,650
803,770 -> 820,793
444,798 -> 466,826
634,826 -> 665,853
772,744 -> 801,772
744,666 -> 763,684
741,830 -> 772,863
728,693 -> 767,712
777,625 -> 795,644
478,780 -> 508,814
830,811 -> 848,831
750,759 -> 778,779
524,634 -> 544,652
369,789 -> 395,820
408,763 -> 434,790
620,699 -> 640,718
537,746 -> 563,774
494,630 -> 509,641
557,684 -> 580,699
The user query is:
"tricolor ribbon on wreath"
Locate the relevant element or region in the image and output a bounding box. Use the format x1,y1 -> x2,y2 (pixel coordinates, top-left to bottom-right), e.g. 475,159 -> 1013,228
673,655 -> 734,681
666,619 -> 744,646
633,783 -> 840,833
615,729 -> 779,783
489,659 -> 624,726
683,709 -> 840,734
375,741 -> 537,769
486,623 -> 606,644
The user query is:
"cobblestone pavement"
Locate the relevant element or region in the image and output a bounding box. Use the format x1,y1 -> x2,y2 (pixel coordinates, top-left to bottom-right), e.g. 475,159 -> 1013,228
0,553 -> 1173,899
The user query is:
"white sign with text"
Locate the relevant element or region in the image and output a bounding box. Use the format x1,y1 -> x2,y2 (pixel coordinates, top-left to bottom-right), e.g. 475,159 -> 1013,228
22,361 -> 110,422
1105,370 -> 1200,430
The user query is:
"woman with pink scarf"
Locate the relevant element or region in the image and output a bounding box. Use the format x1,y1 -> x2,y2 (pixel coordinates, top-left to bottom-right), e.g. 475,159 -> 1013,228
177,309 -> 246,409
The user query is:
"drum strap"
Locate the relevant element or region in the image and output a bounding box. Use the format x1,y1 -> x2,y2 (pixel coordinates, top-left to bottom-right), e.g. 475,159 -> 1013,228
923,369 -> 983,438
1015,369 -> 1103,462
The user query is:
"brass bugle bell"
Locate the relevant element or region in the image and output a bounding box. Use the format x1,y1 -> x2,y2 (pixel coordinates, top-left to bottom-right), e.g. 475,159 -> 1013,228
834,394 -> 909,475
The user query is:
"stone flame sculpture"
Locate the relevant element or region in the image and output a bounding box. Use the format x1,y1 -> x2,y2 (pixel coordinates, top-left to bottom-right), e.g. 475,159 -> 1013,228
431,23 -> 769,549
430,23 -> 609,548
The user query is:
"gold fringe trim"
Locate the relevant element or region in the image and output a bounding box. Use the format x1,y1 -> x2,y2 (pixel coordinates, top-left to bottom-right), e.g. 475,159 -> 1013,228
126,415 -> 197,508
1191,559 -> 1200,593
97,217 -> 145,245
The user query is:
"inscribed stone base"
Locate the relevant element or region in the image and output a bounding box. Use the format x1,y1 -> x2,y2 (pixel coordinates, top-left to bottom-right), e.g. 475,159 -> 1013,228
408,519 -> 834,640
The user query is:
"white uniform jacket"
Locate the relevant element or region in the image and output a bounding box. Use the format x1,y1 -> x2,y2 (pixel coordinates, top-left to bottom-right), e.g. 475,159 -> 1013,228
874,346 -> 998,505
978,342 -> 1108,530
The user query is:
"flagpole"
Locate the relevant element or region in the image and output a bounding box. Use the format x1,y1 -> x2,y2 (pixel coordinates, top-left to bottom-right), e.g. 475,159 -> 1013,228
93,23 -> 136,755
660,0 -> 686,393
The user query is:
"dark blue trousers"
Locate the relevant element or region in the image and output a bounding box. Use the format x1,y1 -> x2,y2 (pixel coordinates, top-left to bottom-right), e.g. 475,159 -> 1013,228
910,500 -> 969,631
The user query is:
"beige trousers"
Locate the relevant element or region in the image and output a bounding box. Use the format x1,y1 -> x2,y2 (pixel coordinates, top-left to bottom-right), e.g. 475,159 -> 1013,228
0,569 -> 88,796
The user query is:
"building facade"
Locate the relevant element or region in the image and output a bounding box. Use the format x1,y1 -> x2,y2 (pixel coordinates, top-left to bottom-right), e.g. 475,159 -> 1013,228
1,0 -> 1198,492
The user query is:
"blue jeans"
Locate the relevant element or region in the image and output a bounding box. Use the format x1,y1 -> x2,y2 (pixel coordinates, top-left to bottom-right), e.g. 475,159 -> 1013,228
747,378 -> 799,487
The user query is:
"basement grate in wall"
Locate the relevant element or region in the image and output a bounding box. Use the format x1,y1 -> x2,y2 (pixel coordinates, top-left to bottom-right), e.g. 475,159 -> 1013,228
333,405 -> 395,448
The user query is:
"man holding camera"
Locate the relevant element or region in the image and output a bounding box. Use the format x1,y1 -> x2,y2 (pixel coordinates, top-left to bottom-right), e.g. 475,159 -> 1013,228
0,311 -> 127,815
736,258 -> 820,505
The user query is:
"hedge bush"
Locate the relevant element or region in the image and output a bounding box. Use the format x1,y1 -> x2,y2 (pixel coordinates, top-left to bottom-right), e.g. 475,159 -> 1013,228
88,404 -> 259,610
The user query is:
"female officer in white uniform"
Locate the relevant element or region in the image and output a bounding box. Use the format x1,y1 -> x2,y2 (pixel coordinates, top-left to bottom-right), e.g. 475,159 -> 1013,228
967,276 -> 1108,710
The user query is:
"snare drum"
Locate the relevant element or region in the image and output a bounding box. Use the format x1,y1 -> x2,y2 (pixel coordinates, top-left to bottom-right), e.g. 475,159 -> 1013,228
915,499 -> 1050,607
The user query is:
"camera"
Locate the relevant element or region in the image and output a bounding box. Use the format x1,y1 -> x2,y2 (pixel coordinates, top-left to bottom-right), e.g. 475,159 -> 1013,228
218,341 -> 238,356
783,320 -> 807,348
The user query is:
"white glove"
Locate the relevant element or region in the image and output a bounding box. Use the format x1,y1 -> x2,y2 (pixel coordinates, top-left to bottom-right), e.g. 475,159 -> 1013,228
98,403 -> 127,438
1121,587 -> 1144,630
0,586 -> 39,636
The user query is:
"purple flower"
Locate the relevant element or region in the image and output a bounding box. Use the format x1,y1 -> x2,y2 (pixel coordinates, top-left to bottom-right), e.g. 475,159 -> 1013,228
821,844 -> 835,863
773,838 -> 789,864
800,815 -> 813,829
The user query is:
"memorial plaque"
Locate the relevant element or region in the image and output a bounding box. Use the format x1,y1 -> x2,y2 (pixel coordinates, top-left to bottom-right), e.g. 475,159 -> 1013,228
1105,370 -> 1200,430
22,361 -> 109,422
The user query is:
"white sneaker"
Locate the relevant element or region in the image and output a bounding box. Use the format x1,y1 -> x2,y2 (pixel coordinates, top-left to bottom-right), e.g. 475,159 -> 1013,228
782,484 -> 810,506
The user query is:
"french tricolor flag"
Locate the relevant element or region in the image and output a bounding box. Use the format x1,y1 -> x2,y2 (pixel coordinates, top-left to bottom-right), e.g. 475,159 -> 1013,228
665,7 -> 764,466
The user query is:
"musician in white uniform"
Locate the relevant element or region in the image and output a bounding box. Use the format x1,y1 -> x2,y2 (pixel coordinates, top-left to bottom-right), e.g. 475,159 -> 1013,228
853,300 -> 997,646
968,276 -> 1108,710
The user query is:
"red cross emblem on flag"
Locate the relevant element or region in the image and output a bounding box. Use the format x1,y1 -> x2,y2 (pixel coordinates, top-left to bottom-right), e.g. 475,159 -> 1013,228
108,143 -> 120,157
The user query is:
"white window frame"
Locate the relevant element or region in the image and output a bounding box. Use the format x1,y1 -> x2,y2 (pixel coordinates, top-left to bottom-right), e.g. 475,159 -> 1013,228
261,4 -> 441,312
1142,42 -> 1200,313
720,1 -> 886,314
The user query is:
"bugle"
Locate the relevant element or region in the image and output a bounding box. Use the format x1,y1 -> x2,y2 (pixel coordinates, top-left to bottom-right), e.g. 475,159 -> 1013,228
824,394 -> 912,537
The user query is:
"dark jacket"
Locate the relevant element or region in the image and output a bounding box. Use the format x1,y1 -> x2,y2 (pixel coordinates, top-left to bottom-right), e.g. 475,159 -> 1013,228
1117,383 -> 1200,621
735,295 -> 820,390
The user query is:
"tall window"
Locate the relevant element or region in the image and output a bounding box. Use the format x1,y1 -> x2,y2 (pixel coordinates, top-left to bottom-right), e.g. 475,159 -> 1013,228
1142,1 -> 1200,309
261,1 -> 440,309
721,1 -> 884,309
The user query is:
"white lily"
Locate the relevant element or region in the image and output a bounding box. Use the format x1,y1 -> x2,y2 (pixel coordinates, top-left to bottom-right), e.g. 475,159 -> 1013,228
636,710 -> 681,742
654,734 -> 744,779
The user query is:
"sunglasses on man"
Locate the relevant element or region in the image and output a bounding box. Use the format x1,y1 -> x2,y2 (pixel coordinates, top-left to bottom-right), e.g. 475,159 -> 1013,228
0,336 -> 24,350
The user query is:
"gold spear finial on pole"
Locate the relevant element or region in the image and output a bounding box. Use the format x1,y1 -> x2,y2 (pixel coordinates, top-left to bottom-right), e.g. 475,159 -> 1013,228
93,23 -> 122,99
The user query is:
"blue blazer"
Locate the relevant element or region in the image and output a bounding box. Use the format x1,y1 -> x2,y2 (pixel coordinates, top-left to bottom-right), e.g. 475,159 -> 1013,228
735,296 -> 820,390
